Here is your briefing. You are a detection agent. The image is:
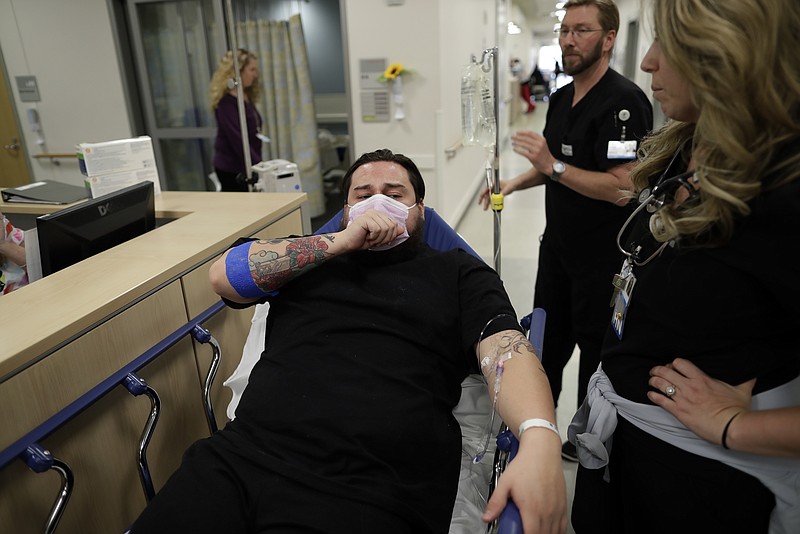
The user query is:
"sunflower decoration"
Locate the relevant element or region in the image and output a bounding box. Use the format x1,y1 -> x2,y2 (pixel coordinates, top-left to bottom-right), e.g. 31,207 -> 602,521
377,62 -> 413,120
378,63 -> 412,82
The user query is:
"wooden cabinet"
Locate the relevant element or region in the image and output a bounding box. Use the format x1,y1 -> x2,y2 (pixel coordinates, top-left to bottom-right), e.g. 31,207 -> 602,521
0,193 -> 306,532
0,281 -> 208,532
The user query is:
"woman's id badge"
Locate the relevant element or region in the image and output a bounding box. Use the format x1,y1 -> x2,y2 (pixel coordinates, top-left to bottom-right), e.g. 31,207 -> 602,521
611,259 -> 636,339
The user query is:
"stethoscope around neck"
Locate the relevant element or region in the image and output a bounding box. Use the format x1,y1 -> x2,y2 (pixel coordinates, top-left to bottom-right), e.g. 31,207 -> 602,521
616,163 -> 699,267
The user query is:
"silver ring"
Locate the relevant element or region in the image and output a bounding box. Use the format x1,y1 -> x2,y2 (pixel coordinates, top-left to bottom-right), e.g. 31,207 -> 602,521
665,384 -> 677,397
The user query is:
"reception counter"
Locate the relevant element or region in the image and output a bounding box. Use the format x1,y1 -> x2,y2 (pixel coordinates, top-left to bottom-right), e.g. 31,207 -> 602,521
0,191 -> 308,532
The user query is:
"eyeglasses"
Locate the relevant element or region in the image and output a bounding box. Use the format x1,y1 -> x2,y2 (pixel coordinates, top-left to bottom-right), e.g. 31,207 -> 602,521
554,27 -> 605,40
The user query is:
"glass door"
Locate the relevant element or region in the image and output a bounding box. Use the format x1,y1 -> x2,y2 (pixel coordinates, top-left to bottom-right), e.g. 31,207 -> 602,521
127,0 -> 227,190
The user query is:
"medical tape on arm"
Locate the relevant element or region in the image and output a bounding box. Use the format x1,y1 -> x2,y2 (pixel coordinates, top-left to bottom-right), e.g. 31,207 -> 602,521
472,313 -> 519,463
225,242 -> 267,299
485,351 -> 512,407
478,313 -> 520,385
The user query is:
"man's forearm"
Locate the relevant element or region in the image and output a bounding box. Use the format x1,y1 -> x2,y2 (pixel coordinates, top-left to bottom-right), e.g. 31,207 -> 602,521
514,167 -> 548,191
556,162 -> 634,205
478,330 -> 559,440
248,234 -> 340,290
210,233 -> 343,302
209,209 -> 406,302
477,329 -> 566,530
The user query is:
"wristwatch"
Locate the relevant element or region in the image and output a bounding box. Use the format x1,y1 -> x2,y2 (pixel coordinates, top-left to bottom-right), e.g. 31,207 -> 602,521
550,160 -> 566,182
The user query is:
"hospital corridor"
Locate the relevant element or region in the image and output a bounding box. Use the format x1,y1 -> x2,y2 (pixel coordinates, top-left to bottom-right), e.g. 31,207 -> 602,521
5,0 -> 794,530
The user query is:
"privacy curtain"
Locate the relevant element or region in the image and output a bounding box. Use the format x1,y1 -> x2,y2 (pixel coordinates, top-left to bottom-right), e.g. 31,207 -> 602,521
237,14 -> 325,216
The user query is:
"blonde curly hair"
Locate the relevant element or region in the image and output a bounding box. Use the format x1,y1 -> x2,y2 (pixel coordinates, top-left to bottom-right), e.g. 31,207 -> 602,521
632,0 -> 800,246
209,49 -> 261,110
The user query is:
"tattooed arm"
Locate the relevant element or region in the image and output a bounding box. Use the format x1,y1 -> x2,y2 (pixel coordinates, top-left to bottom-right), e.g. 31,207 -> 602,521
477,330 -> 567,533
209,208 -> 405,302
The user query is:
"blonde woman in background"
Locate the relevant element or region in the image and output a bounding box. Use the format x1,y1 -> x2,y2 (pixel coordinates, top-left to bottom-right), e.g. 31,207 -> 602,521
210,48 -> 263,191
568,0 -> 800,532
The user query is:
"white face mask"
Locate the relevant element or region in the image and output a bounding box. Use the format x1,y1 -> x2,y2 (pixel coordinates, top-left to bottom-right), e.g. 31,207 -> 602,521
346,194 -> 418,251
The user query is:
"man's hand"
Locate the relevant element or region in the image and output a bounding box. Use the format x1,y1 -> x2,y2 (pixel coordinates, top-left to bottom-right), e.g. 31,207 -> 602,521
477,178 -> 516,211
338,209 -> 405,251
511,130 -> 556,174
482,430 -> 567,534
477,164 -> 548,211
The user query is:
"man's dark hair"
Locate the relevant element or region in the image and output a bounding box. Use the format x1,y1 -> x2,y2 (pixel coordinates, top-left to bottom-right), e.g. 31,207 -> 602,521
341,149 -> 425,202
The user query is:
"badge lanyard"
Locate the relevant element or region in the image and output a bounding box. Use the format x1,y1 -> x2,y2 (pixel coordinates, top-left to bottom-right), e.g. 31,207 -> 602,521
607,109 -> 637,160
610,142 -> 697,339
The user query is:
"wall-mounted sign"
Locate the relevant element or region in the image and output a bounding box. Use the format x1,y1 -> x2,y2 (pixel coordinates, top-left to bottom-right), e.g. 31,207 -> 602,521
359,58 -> 390,122
16,76 -> 41,102
359,58 -> 387,90
360,91 -> 390,123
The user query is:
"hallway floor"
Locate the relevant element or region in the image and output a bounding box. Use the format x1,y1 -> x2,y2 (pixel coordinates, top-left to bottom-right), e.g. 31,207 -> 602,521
456,102 -> 580,532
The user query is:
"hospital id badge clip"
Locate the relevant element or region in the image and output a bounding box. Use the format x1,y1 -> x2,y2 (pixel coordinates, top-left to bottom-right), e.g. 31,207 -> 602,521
611,258 -> 636,339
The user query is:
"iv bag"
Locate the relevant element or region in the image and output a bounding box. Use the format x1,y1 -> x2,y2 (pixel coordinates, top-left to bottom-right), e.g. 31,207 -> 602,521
461,63 -> 496,148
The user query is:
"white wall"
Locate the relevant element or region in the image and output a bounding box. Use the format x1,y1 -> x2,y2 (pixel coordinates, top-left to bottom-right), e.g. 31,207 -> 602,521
341,0 -> 497,222
437,0 -> 499,220
342,0 -> 439,170
609,1 -> 629,72
0,0 -> 133,187
0,0 -> 655,218
506,3 -> 538,73
1,0 -> 500,221
623,0 -> 656,98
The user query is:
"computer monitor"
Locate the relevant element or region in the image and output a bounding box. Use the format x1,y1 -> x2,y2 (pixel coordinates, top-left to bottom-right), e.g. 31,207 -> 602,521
36,181 -> 156,276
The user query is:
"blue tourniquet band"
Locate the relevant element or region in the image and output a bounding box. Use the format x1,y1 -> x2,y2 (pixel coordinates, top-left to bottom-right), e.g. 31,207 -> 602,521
225,243 -> 265,298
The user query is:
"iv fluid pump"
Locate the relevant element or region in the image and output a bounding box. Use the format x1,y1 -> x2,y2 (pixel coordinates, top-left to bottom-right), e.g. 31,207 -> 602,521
461,63 -> 495,147
252,159 -> 302,193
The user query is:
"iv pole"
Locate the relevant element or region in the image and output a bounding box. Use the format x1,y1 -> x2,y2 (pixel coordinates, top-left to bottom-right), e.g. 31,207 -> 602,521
476,47 -> 502,276
224,0 -> 253,190
473,46 -> 515,534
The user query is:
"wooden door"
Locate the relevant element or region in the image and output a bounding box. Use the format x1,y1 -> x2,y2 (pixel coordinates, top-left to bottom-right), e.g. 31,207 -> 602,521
0,55 -> 32,188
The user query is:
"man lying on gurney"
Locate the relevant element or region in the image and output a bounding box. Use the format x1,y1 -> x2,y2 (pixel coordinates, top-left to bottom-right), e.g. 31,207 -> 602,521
130,149 -> 566,534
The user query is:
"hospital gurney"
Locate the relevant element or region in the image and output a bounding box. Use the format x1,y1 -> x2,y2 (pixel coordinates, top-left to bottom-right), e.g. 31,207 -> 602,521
222,207 -> 544,533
